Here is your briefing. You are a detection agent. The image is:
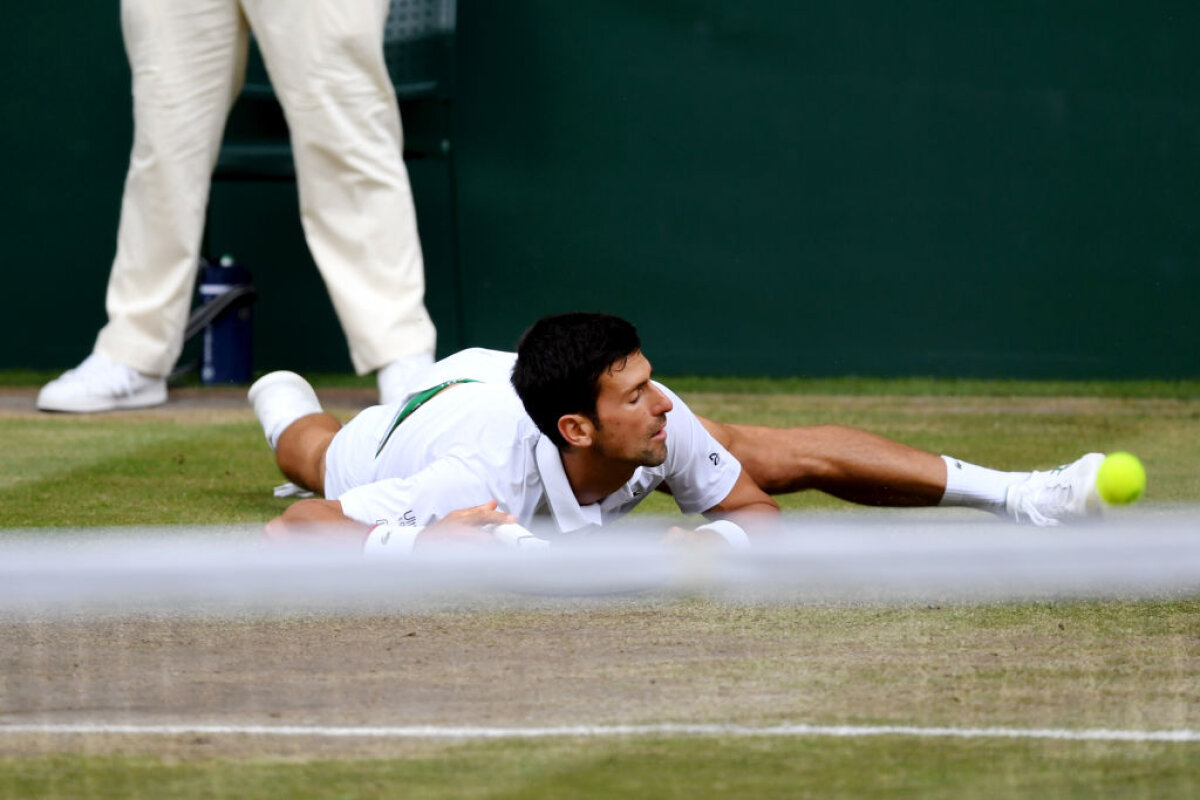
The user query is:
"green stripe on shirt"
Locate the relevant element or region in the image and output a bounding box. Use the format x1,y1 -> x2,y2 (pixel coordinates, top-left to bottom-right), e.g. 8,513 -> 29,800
375,379 -> 480,458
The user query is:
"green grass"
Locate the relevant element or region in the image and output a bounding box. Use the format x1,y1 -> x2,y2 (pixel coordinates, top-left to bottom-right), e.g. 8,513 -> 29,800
4,380 -> 1198,525
4,599 -> 1199,797
4,736 -> 1199,800
0,418 -> 285,527
663,375 -> 1200,400
2,376 -> 1198,797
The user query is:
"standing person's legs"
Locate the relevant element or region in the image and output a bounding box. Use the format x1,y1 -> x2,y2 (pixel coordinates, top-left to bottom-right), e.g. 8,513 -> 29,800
246,0 -> 436,397
39,0 -> 249,412
98,0 -> 250,376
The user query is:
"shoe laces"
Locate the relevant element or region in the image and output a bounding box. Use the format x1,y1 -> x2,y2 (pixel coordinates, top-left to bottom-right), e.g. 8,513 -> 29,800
1007,470 -> 1069,527
1005,455 -> 1102,527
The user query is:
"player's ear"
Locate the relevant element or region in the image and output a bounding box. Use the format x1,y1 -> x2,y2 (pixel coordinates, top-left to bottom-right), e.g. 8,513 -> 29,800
558,413 -> 594,448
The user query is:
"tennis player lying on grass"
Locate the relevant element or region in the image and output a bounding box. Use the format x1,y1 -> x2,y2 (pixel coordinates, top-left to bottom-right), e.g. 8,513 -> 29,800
250,312 -> 1106,554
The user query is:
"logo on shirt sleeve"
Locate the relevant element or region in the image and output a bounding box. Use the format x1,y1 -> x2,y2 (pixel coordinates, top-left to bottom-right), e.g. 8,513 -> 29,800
709,452 -> 721,466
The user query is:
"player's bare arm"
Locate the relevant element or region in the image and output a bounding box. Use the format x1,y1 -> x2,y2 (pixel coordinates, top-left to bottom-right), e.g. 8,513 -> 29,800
662,468 -> 779,547
264,498 -> 516,550
263,498 -> 365,543
704,468 -> 780,517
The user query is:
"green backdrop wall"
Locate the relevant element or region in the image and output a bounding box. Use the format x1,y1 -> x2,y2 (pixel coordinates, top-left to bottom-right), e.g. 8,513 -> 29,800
3,2 -> 1198,378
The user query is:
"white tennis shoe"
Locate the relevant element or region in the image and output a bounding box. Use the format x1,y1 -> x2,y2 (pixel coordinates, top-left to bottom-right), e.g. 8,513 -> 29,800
247,370 -> 323,450
37,353 -> 167,413
1004,453 -> 1106,526
377,352 -> 434,405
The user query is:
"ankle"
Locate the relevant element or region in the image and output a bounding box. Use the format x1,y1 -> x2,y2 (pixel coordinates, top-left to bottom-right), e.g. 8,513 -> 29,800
939,455 -> 1028,511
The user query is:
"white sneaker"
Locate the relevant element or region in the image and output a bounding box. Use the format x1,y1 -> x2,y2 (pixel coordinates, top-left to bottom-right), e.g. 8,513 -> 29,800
377,353 -> 434,405
247,371 -> 323,450
37,353 -> 167,413
1004,453 -> 1106,526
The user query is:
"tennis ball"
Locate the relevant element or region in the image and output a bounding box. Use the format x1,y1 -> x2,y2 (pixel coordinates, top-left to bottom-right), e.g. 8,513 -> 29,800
1095,452 -> 1146,505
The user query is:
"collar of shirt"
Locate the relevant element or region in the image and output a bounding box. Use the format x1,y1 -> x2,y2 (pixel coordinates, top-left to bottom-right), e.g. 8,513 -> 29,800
534,434 -> 603,533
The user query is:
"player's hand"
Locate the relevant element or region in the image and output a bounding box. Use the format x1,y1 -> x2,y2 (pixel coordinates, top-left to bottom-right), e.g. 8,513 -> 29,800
662,525 -> 727,547
413,500 -> 516,551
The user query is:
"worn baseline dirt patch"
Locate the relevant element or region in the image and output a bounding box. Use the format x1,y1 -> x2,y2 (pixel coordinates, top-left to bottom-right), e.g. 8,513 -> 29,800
2,599 -> 1198,759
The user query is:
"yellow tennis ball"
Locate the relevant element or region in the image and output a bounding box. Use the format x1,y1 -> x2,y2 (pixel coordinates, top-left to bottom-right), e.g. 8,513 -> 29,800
1095,452 -> 1146,505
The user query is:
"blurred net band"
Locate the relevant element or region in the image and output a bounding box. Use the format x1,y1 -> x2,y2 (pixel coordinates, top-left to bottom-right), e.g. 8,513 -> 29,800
2,509 -> 1198,618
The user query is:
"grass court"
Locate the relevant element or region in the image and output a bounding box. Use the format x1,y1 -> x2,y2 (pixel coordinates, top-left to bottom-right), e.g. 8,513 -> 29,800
1,376 -> 1198,797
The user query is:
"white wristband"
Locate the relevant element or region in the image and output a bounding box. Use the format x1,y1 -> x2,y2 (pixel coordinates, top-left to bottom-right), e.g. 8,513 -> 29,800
490,523 -> 551,551
362,522 -> 424,560
695,520 -> 751,550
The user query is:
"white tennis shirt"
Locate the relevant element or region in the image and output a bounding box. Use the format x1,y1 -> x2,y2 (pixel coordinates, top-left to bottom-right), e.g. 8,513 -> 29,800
325,349 -> 741,535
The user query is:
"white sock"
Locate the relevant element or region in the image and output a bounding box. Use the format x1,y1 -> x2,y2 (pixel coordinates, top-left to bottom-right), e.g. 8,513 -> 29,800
377,352 -> 435,405
938,455 -> 1029,512
249,372 -> 323,451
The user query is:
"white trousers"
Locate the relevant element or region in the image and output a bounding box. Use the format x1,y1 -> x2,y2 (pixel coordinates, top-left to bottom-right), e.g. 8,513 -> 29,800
96,0 -> 436,377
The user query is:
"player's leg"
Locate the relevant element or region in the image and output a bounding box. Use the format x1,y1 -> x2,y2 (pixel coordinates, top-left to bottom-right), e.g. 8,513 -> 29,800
244,0 -> 436,399
701,417 -> 1104,525
274,414 -> 341,492
249,372 -> 337,492
701,419 -> 948,506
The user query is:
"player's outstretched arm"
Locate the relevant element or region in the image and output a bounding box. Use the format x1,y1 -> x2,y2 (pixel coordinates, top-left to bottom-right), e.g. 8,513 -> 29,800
705,468 -> 780,517
263,498 -> 516,551
263,499 -> 368,543
662,469 -> 779,548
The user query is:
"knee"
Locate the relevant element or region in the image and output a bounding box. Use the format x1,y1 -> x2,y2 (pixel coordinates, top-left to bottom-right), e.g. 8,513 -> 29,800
275,413 -> 340,490
729,424 -> 847,494
274,22 -> 390,104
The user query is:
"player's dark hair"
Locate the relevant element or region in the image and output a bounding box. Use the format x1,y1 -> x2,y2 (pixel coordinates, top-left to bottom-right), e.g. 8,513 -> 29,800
512,312 -> 642,449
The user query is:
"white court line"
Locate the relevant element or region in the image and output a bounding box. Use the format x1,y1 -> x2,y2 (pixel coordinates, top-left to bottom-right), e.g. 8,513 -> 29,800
2,723 -> 1200,743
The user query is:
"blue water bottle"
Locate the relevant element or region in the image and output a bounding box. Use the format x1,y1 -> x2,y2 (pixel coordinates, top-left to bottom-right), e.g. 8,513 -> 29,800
199,255 -> 255,384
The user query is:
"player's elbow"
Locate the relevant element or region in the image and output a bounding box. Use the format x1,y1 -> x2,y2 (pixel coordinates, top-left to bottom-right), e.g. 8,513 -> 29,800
752,498 -> 781,514
281,498 -> 347,524
707,496 -> 781,517
738,498 -> 781,515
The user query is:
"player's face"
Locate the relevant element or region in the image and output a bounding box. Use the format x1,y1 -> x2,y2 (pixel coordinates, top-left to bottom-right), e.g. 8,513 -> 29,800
590,350 -> 673,467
